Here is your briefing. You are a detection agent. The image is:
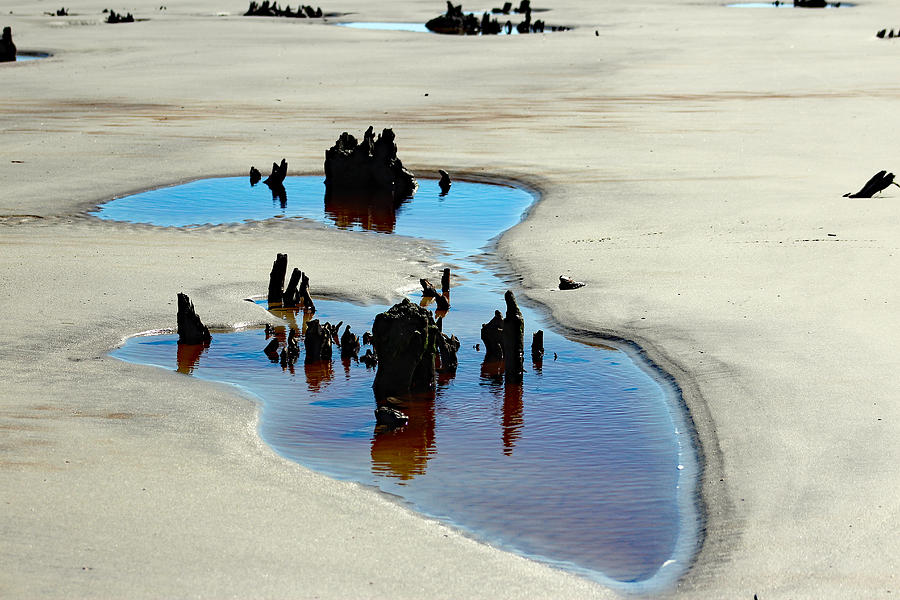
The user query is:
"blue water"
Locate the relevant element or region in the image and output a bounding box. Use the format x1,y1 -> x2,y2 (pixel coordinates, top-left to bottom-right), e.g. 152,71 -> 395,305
11,53 -> 50,61
103,176 -> 700,591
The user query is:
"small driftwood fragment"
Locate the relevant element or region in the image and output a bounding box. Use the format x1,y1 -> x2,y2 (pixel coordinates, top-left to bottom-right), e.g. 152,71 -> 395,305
559,275 -> 585,290
249,166 -> 262,186
268,253 -> 288,304
531,330 -> 544,362
375,405 -> 408,429
843,170 -> 899,198
502,290 -> 525,381
340,325 -> 360,359
176,293 -> 212,345
480,309 -> 504,360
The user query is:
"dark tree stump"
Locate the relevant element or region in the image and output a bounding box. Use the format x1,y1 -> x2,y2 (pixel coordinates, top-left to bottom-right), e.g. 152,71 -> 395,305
481,309 -> 504,360
360,348 -> 377,368
283,268 -> 303,308
299,271 -> 316,313
268,254 -> 288,305
304,319 -> 334,363
249,166 -> 261,186
502,290 -> 524,381
264,158 -> 287,187
324,127 -> 417,202
438,169 -> 452,195
531,330 -> 544,361
0,27 -> 16,62
437,332 -> 461,372
420,278 -> 439,298
371,298 -> 439,399
340,325 -> 360,359
441,268 -> 451,296
176,293 -> 212,345
844,170 -> 898,198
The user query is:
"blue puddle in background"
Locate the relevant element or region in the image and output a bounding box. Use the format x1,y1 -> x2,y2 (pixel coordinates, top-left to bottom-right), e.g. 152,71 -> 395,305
100,176 -> 700,591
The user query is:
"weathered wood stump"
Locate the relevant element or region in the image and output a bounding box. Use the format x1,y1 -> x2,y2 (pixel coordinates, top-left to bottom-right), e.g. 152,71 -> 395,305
371,298 -> 439,399
340,325 -> 360,359
502,290 -> 524,380
844,170 -> 899,198
324,126 -> 417,202
438,169 -> 452,194
264,158 -> 287,187
531,330 -> 544,362
441,268 -> 451,296
176,292 -> 212,345
298,271 -> 316,313
304,319 -> 334,363
420,278 -> 439,298
283,268 -> 303,308
437,332 -> 461,372
249,166 -> 261,186
481,309 -> 504,360
0,27 -> 16,62
267,253 -> 288,304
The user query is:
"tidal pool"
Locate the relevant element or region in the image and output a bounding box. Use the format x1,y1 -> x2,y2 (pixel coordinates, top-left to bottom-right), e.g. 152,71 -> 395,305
102,176 -> 700,591
11,52 -> 50,61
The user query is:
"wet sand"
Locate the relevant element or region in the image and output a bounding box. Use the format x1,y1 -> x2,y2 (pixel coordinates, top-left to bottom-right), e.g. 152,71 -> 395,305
1,0 -> 898,597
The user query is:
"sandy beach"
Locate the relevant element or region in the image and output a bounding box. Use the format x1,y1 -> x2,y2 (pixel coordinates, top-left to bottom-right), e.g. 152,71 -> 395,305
2,0 -> 899,597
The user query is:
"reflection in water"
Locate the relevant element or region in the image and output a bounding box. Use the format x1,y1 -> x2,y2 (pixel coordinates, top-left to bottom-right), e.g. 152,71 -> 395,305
176,342 -> 208,374
502,380 -> 524,456
304,359 -> 334,392
371,397 -> 437,481
266,181 -> 287,209
323,190 -> 409,233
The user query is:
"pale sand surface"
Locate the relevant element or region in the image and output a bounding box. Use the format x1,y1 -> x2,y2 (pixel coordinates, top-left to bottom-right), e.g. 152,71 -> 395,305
2,0 -> 899,597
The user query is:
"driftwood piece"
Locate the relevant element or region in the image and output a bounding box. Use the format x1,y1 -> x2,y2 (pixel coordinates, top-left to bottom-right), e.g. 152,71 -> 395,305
371,298 -> 439,399
531,330 -> 544,362
843,170 -> 899,198
0,27 -> 16,62
324,127 -> 417,201
502,290 -> 524,380
268,253 -> 288,304
559,275 -> 586,290
176,292 -> 212,345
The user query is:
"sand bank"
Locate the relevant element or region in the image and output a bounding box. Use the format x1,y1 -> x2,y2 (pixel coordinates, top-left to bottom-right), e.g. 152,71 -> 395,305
2,0 -> 898,597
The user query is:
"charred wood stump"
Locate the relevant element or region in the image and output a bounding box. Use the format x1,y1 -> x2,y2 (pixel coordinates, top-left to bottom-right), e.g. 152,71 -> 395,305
340,325 -> 360,359
420,278 -> 439,298
371,298 -> 439,399
324,126 -> 417,202
531,329 -> 544,361
264,158 -> 287,187
0,27 -> 16,62
844,170 -> 899,198
249,166 -> 262,186
360,348 -> 377,368
502,290 -> 524,381
481,310 -> 504,360
283,268 -> 303,308
268,254 -> 288,305
176,292 -> 212,345
304,319 -> 334,363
